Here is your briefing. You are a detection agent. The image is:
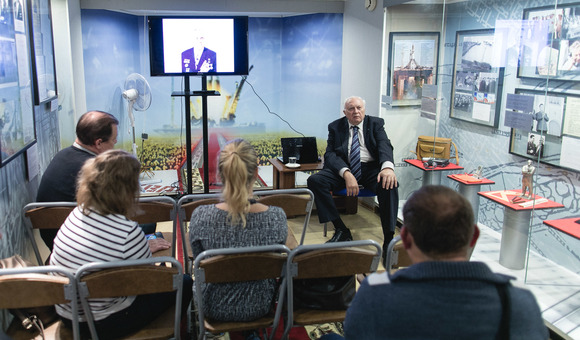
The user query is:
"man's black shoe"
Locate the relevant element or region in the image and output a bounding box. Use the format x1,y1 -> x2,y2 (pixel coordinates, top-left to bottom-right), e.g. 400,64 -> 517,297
326,229 -> 353,243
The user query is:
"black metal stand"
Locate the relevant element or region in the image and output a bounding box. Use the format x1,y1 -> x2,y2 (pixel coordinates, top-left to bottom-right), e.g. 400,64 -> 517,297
171,75 -> 220,194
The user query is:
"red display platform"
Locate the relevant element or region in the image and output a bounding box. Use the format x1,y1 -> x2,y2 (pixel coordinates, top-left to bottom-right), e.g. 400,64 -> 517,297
405,159 -> 464,171
448,173 -> 495,185
478,190 -> 565,211
543,218 -> 580,239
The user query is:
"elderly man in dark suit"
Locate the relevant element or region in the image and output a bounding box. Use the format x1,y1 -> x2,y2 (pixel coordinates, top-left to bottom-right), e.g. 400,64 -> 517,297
307,96 -> 399,252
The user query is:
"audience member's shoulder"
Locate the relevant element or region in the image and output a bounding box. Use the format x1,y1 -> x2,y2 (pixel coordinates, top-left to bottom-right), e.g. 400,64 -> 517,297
267,205 -> 285,215
191,203 -> 217,217
365,271 -> 390,286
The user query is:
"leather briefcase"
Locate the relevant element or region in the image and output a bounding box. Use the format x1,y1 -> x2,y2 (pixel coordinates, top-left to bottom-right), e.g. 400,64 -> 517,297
415,135 -> 459,165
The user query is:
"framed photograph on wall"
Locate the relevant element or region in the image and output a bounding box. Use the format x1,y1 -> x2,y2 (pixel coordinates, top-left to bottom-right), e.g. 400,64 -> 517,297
450,29 -> 503,128
519,3 -> 580,81
387,32 -> 439,107
1,0 -> 37,167
27,0 -> 57,105
509,88 -> 580,172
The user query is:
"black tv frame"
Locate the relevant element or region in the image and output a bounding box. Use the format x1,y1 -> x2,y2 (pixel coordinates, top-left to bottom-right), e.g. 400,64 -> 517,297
147,15 -> 249,77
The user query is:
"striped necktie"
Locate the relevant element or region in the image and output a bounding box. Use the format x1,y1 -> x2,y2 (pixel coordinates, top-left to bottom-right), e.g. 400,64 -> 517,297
350,126 -> 361,181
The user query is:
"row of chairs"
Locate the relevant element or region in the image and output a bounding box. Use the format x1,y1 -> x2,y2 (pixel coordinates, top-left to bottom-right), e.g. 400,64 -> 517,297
22,188 -> 315,270
192,239 -> 382,340
0,256 -> 182,340
0,240 -> 382,340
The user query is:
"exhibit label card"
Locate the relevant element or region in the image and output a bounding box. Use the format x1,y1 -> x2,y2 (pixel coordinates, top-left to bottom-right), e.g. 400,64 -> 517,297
472,101 -> 491,122
504,110 -> 533,130
506,93 -> 534,113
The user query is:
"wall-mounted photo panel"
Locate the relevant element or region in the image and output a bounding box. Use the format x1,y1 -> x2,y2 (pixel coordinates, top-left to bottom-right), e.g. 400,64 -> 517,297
27,0 -> 57,105
450,29 -> 503,127
387,32 -> 439,107
509,88 -> 579,172
0,0 -> 36,167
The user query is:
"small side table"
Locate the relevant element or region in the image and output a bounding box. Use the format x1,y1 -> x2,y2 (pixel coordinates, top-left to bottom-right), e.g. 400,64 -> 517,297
269,157 -> 323,189
405,159 -> 464,186
543,218 -> 580,240
448,174 -> 495,223
268,157 -> 358,214
478,190 -> 564,270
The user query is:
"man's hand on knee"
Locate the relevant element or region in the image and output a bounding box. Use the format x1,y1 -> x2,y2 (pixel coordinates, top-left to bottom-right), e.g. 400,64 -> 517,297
344,172 -> 360,196
377,168 -> 397,190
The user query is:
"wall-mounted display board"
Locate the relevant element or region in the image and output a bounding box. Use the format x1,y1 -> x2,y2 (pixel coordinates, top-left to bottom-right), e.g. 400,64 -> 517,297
0,0 -> 36,167
509,88 -> 580,172
386,31 -> 439,107
450,29 -> 503,128
27,0 -> 56,105
519,3 -> 580,82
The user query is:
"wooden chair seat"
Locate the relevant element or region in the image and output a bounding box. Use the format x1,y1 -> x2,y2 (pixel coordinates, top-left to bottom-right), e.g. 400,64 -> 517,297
293,309 -> 346,325
120,305 -> 176,340
205,313 -> 276,334
7,319 -> 75,340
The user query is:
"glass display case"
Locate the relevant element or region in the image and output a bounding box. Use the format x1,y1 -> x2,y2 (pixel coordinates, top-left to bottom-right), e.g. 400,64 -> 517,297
381,1 -> 580,338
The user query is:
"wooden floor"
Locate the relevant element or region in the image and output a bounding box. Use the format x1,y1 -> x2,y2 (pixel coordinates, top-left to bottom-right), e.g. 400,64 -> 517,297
286,203 -> 387,272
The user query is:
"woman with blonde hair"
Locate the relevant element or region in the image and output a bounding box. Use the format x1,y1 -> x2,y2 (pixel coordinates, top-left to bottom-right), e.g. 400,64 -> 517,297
50,149 -> 191,338
189,138 -> 287,323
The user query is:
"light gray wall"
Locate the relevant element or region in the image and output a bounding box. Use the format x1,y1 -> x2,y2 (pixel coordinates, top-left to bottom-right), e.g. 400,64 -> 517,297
340,1 -> 385,117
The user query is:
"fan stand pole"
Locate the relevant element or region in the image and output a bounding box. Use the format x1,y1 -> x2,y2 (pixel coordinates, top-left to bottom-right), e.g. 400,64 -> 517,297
172,76 -> 220,194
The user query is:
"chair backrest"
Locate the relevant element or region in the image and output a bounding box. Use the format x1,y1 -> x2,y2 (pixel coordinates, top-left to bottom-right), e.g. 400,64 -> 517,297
75,256 -> 183,340
283,240 -> 382,338
132,196 -> 180,259
0,265 -> 80,340
255,188 -> 314,245
193,244 -> 290,339
385,235 -> 412,275
22,202 -> 77,265
176,193 -> 222,272
177,193 -> 222,223
131,196 -> 177,224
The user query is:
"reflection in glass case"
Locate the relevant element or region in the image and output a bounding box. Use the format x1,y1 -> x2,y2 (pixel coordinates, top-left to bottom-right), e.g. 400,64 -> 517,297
519,2 -> 580,82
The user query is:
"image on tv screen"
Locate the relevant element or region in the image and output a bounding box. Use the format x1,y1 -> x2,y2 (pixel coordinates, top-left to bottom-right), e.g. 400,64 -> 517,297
161,18 -> 235,74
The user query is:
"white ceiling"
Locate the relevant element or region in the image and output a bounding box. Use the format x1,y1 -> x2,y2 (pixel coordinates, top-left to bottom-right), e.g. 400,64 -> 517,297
80,0 -> 346,17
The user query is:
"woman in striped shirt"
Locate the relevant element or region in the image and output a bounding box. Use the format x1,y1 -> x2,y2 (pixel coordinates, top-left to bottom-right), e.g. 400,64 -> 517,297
50,149 -> 191,338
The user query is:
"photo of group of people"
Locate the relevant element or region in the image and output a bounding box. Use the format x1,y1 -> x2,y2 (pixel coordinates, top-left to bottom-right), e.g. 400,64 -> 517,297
451,29 -> 501,127
519,4 -> 580,80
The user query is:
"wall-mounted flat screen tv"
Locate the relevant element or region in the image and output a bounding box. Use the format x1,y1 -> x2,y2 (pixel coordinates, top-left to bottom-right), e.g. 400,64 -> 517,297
148,16 -> 249,76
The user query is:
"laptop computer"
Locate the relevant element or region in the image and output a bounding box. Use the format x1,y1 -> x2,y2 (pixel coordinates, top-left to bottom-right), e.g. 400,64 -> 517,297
278,137 -> 320,164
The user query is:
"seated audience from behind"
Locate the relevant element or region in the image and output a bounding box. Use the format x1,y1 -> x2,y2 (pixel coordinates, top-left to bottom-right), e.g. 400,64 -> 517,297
321,185 -> 548,340
189,138 -> 287,326
36,110 -> 120,251
50,149 -> 192,338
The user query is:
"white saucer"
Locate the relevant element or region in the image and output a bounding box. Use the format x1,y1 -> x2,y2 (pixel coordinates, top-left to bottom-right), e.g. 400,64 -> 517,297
285,163 -> 300,168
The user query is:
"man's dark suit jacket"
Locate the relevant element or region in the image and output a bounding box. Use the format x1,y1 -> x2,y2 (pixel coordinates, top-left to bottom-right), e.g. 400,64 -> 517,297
181,47 -> 217,72
323,115 -> 394,174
